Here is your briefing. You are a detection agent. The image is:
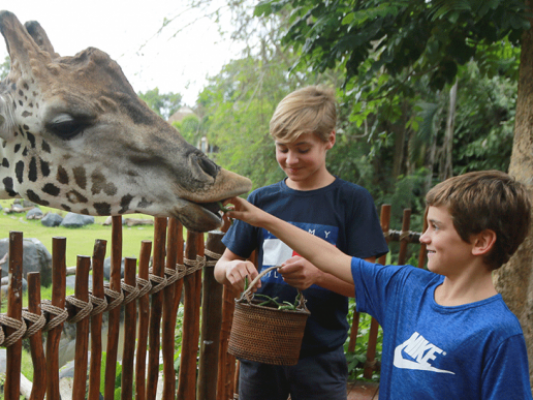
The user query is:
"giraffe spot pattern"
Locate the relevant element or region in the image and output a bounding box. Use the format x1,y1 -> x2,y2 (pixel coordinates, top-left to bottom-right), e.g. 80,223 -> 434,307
40,159 -> 50,177
42,183 -> 60,196
119,194 -> 134,214
94,202 -> 111,215
57,166 -> 69,185
73,166 -> 87,189
15,161 -> 24,183
91,170 -> 117,196
2,178 -> 17,197
26,189 -> 50,206
66,190 -> 88,204
2,158 -> 8,168
28,157 -> 38,182
42,140 -> 51,153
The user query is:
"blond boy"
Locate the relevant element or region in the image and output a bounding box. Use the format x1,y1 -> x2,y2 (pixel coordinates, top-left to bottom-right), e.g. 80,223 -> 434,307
226,170 -> 533,399
215,86 -> 388,399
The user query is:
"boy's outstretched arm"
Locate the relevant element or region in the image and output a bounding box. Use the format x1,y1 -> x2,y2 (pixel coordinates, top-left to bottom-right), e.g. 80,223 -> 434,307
226,197 -> 354,284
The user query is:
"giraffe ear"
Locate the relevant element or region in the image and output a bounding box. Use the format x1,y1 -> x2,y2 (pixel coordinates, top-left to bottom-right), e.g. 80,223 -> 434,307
24,20 -> 60,59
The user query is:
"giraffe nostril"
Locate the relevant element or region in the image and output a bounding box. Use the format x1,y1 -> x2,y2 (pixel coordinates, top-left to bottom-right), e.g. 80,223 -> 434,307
197,156 -> 219,180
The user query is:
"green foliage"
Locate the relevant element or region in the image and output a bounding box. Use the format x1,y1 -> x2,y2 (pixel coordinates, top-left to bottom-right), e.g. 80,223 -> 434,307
173,114 -> 205,147
138,88 -> 183,120
344,301 -> 382,381
256,0 -> 528,92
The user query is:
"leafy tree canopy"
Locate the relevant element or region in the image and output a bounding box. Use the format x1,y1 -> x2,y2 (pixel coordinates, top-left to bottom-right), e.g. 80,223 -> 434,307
255,0 -> 529,93
138,87 -> 183,120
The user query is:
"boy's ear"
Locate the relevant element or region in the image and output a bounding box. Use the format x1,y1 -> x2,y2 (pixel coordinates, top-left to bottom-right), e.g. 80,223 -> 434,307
326,130 -> 336,150
471,229 -> 497,256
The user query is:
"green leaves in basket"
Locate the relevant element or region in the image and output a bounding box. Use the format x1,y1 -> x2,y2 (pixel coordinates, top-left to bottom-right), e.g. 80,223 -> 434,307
254,293 -> 301,310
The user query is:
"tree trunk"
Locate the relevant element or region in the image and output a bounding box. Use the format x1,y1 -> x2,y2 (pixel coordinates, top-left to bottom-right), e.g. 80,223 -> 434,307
440,81 -> 458,181
493,5 -> 533,384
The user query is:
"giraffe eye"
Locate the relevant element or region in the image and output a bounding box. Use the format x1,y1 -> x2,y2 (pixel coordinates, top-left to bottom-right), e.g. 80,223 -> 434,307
46,113 -> 93,140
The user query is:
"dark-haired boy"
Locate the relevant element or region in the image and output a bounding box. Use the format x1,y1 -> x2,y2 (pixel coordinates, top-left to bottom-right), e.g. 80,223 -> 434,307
226,170 -> 533,399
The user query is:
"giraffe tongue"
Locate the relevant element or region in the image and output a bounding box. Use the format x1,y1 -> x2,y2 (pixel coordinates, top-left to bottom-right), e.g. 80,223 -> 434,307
199,201 -> 223,217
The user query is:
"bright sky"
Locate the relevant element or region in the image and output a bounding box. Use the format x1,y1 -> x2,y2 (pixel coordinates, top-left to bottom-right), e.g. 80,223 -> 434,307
0,1 -> 242,105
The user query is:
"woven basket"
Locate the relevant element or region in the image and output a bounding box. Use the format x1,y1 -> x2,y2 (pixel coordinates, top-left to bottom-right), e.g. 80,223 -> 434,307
228,266 -> 310,366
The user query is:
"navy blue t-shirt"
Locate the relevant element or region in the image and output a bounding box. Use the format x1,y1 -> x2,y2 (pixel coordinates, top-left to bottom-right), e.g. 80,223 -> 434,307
223,178 -> 388,357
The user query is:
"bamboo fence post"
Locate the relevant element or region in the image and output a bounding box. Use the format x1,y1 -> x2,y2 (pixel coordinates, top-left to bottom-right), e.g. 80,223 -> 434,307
27,272 -> 46,400
398,209 -> 412,265
347,311 -> 360,353
88,239 -> 107,400
177,231 -> 201,400
146,217 -> 167,400
121,257 -> 138,400
71,256 -> 91,400
363,204 -> 391,380
161,218 -> 180,400
46,237 -> 67,400
417,208 -> 429,269
197,231 -> 225,400
5,231 -> 23,400
135,240 -> 152,400
217,284 -> 238,400
105,216 -> 123,400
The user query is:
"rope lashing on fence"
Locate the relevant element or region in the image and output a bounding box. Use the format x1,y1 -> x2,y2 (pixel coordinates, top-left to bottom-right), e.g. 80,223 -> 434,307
204,248 -> 222,267
21,309 -> 46,339
66,295 -> 94,324
121,280 -> 140,305
41,300 -> 69,332
89,294 -> 107,316
383,229 -> 421,243
0,314 -> 26,347
0,251 -> 226,348
136,276 -> 152,298
103,282 -> 125,312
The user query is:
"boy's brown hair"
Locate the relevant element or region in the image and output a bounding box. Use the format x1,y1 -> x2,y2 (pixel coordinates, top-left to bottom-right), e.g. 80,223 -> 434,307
426,170 -> 532,270
270,86 -> 336,143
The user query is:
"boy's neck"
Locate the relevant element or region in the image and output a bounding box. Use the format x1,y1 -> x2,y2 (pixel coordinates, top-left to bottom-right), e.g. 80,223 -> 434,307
285,171 -> 335,191
434,264 -> 498,307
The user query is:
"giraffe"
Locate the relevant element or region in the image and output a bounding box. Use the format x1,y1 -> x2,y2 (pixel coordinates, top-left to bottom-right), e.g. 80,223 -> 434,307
0,11 -> 251,232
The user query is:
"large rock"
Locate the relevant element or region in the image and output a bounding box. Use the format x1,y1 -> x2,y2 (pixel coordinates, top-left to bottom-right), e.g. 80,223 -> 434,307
103,257 -> 125,280
41,212 -> 64,227
60,213 -> 95,228
26,207 -> 43,220
0,238 -> 52,286
0,277 -> 27,297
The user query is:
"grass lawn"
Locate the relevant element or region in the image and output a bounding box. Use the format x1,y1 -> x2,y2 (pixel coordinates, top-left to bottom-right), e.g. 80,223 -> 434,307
0,199 -> 158,268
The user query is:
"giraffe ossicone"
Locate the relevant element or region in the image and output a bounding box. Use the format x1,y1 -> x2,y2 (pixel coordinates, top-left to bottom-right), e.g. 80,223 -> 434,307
0,10 -> 251,232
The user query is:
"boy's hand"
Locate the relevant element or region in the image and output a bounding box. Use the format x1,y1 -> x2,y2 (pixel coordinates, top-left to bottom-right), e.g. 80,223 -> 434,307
225,197 -> 268,227
224,259 -> 261,293
279,256 -> 324,290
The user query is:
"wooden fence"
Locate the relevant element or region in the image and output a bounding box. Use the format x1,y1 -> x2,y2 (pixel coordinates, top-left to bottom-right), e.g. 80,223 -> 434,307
0,205 -> 425,400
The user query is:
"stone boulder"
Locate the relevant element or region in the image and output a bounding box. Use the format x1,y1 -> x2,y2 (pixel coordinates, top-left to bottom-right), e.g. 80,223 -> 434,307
0,277 -> 27,297
41,212 -> 64,227
103,257 -> 125,280
0,238 -> 52,287
26,207 -> 43,220
60,213 -> 95,228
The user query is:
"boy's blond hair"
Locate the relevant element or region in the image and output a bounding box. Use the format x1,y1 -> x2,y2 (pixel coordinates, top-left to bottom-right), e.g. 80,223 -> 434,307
426,170 -> 532,270
270,86 -> 336,143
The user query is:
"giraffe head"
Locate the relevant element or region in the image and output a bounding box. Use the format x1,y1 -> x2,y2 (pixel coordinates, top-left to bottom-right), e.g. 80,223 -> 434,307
0,10 -> 251,232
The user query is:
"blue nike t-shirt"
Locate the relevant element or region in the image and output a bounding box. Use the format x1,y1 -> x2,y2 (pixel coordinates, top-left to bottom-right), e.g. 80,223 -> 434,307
351,258 -> 533,399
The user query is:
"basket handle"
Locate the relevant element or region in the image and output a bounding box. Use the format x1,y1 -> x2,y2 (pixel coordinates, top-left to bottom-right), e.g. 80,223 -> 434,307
239,266 -> 307,310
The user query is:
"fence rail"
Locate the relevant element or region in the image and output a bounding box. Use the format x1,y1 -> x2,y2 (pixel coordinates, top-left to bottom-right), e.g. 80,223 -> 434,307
0,205 -> 425,399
